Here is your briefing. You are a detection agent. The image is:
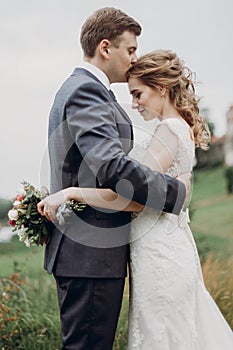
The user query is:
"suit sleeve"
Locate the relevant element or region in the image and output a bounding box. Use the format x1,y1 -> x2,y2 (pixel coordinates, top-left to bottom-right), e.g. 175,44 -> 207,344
66,82 -> 186,214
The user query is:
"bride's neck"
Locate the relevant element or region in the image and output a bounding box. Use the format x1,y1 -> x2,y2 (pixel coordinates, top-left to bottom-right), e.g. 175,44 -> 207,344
159,100 -> 181,120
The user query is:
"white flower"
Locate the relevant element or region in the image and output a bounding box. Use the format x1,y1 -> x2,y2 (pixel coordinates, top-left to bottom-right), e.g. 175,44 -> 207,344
13,200 -> 22,207
17,227 -> 26,240
24,238 -> 32,247
8,209 -> 19,221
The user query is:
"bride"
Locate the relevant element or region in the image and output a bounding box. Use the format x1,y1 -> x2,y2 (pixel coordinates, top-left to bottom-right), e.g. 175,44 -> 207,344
38,50 -> 233,349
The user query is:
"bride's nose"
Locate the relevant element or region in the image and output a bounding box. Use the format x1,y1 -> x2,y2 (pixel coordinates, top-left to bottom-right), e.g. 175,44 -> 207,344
132,99 -> 139,109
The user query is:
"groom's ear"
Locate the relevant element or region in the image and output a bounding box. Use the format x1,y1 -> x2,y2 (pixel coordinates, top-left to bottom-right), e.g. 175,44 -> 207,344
99,39 -> 111,59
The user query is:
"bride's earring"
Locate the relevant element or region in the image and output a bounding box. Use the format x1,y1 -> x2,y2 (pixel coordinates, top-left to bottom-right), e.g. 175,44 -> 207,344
160,89 -> 166,118
160,87 -> 166,98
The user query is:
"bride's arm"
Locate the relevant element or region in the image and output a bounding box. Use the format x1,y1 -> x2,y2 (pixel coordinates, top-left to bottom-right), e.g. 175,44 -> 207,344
66,187 -> 143,212
143,122 -> 192,204
37,187 -> 143,222
142,123 -> 179,173
37,124 -> 180,222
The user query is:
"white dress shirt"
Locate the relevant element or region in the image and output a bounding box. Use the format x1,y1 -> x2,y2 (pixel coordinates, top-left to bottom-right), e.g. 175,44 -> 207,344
79,61 -> 111,91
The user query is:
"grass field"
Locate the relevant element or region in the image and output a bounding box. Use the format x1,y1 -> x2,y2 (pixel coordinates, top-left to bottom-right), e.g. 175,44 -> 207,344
0,166 -> 232,349
190,167 -> 233,260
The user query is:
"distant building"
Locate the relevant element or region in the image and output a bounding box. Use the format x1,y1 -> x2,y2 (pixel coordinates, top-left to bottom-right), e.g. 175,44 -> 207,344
225,105 -> 233,166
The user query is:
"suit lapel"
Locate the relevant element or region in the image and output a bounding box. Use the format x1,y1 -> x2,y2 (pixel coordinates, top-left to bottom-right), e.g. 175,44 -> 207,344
72,67 -> 134,145
113,99 -> 133,126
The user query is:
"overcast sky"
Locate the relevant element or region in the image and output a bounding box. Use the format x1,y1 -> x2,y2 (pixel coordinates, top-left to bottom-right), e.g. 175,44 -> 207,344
1,0 -> 233,199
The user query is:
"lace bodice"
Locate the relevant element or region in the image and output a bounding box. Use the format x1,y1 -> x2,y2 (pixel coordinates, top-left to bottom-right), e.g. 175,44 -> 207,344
128,118 -> 233,350
128,118 -> 197,349
129,118 -> 195,178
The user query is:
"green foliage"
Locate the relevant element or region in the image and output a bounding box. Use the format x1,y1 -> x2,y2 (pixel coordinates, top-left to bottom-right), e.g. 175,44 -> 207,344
0,273 -> 61,349
191,167 -> 226,200
113,283 -> 129,350
9,181 -> 51,247
224,165 -> 233,194
195,144 -> 224,169
193,232 -> 232,261
190,167 -> 233,260
224,165 -> 233,180
207,120 -> 215,136
191,167 -> 233,229
0,235 -> 45,278
9,180 -> 86,247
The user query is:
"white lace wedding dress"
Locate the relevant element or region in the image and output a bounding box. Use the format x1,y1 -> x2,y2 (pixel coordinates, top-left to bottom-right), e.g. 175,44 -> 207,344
128,118 -> 233,349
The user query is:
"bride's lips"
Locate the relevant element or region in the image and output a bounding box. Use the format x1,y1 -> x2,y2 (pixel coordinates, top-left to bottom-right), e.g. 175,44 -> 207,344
138,109 -> 145,115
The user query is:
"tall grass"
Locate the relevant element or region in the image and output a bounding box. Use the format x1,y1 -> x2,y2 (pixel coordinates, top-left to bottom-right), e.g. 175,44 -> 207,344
0,273 -> 61,349
0,166 -> 232,348
113,279 -> 129,350
0,258 -> 232,349
201,255 -> 233,330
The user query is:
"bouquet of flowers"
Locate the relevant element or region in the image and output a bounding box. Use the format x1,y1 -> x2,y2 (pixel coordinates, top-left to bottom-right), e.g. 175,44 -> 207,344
8,181 -> 86,247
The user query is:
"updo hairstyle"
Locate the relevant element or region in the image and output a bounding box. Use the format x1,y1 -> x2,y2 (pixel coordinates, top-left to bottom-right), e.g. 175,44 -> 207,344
128,50 -> 210,150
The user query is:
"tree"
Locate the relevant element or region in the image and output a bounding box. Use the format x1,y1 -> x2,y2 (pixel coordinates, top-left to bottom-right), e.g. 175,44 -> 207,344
224,166 -> 233,194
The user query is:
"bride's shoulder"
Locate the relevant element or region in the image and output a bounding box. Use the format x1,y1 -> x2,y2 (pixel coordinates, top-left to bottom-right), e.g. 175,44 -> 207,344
156,117 -> 189,129
154,117 -> 191,138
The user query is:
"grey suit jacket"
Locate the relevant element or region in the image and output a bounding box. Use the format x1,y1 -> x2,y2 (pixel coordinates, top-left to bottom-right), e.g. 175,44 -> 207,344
44,68 -> 185,277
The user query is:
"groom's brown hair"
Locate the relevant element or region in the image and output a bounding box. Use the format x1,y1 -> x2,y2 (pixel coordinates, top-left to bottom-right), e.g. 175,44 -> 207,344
80,7 -> 142,58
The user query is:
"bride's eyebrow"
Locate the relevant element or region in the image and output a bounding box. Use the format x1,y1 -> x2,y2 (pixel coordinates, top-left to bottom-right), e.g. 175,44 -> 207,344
130,88 -> 140,95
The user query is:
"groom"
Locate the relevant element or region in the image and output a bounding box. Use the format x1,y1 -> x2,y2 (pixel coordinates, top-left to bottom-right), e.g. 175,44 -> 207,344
45,7 -> 187,350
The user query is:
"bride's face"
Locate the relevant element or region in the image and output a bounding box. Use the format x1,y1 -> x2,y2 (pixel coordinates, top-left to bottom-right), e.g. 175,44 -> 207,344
128,77 -> 164,121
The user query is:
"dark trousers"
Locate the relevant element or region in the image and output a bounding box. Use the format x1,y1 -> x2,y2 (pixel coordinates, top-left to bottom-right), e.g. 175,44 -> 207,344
55,276 -> 125,350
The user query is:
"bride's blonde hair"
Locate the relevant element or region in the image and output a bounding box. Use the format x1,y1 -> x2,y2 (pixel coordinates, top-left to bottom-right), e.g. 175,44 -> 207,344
128,50 -> 210,150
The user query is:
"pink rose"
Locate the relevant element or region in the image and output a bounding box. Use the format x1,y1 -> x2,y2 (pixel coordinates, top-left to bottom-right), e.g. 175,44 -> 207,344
15,194 -> 25,202
9,219 -> 16,227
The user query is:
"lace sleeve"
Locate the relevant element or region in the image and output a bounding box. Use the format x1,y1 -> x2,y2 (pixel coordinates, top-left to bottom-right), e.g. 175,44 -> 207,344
142,121 -> 179,173
155,118 -> 195,177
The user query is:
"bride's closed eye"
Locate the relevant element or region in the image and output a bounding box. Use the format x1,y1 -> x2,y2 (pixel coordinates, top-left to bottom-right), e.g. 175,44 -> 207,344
133,92 -> 141,99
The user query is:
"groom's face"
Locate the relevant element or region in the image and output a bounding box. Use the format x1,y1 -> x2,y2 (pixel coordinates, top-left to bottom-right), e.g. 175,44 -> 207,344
108,31 -> 138,83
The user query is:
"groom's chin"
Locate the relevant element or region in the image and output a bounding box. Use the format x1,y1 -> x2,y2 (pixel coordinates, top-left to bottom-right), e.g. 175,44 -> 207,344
120,72 -> 128,83
122,75 -> 128,83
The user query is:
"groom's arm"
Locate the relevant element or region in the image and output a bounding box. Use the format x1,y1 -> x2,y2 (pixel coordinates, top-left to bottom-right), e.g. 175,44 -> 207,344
66,82 -> 186,214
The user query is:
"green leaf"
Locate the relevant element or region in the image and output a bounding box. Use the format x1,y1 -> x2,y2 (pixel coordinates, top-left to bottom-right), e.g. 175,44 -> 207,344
30,220 -> 40,224
26,203 -> 33,219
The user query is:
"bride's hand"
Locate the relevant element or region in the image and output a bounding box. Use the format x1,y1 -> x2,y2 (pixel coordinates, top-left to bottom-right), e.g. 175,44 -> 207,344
37,189 -> 69,222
